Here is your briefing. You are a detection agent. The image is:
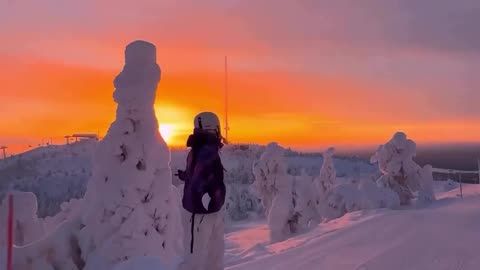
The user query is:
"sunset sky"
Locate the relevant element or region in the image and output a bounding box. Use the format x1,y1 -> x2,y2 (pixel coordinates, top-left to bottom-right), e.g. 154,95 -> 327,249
1,0 -> 479,154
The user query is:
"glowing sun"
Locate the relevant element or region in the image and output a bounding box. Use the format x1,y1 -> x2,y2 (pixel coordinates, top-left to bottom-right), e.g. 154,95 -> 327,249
159,124 -> 175,144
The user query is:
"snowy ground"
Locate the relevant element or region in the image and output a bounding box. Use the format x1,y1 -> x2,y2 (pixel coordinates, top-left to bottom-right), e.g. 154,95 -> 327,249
224,184 -> 480,270
1,142 -> 478,270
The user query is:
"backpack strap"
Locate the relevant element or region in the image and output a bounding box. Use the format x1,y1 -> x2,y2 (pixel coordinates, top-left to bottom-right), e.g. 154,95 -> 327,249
190,213 -> 195,254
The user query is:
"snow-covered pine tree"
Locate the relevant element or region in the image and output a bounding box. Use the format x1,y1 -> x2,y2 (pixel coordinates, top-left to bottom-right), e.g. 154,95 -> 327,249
314,148 -> 336,200
254,143 -> 316,242
292,169 -> 320,229
78,40 -> 182,268
252,142 -> 288,216
371,132 -> 435,205
313,147 -> 336,215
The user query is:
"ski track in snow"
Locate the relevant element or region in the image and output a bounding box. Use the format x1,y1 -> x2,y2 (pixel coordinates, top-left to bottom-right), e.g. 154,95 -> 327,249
225,185 -> 480,270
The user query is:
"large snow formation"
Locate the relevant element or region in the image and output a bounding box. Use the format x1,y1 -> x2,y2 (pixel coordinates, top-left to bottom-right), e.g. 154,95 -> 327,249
371,132 -> 436,205
8,40 -> 183,270
78,40 -> 182,268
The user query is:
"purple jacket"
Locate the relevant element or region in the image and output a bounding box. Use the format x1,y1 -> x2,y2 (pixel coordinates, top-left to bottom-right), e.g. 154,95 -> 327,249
179,130 -> 226,214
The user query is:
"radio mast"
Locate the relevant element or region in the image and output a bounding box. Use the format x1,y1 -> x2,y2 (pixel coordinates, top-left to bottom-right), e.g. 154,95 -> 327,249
224,56 -> 230,143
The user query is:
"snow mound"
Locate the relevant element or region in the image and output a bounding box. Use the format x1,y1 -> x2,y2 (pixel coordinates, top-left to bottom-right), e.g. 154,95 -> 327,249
0,192 -> 45,246
113,256 -> 178,270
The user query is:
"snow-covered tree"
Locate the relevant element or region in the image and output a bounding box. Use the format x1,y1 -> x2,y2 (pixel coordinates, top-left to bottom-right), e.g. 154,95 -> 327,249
318,146 -> 401,220
267,174 -> 295,243
292,170 -> 320,228
322,177 -> 400,221
254,143 -> 316,242
315,148 -> 336,198
268,171 -> 319,242
418,165 -> 435,203
0,192 -> 45,246
312,147 -> 337,216
371,132 -> 435,205
78,40 -> 182,268
8,40 -> 183,270
252,142 -> 289,216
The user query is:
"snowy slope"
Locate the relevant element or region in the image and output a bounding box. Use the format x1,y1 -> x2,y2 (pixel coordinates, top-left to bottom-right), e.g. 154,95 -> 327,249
224,185 -> 480,270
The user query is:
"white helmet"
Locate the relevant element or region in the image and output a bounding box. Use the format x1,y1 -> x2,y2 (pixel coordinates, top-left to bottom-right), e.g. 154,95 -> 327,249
194,112 -> 221,134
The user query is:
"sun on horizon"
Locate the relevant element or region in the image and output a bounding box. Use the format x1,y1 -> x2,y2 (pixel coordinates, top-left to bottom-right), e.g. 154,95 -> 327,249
159,124 -> 175,145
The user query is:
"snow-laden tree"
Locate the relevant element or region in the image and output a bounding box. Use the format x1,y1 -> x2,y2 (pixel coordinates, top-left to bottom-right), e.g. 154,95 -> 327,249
252,142 -> 289,216
267,174 -> 295,243
371,132 -> 435,205
78,40 -> 182,268
418,165 -> 435,203
8,40 -> 183,270
292,169 -> 320,228
254,143 -> 316,242
0,192 -> 45,246
268,170 -> 320,243
317,146 -> 400,220
322,178 -> 400,220
314,148 -> 336,200
312,147 -> 336,216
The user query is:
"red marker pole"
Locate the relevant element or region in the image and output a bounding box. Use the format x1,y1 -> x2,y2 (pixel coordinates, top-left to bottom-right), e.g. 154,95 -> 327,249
6,194 -> 13,270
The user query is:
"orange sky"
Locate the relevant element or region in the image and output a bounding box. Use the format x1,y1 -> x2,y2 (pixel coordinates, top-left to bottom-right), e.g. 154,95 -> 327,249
1,1 -> 479,154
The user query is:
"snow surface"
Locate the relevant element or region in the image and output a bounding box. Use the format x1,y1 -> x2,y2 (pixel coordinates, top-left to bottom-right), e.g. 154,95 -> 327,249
224,184 -> 480,270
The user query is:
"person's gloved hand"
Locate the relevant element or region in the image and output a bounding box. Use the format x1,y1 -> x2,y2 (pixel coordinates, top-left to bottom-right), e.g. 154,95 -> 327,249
175,170 -> 187,181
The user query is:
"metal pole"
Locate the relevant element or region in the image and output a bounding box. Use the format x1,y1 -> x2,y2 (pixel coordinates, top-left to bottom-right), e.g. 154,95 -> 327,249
224,56 -> 229,143
7,194 -> 14,270
459,174 -> 463,198
478,159 -> 480,184
1,147 -> 7,159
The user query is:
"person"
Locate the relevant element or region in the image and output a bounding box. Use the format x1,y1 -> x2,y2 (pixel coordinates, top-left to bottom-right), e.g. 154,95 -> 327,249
177,112 -> 226,270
